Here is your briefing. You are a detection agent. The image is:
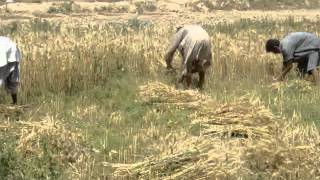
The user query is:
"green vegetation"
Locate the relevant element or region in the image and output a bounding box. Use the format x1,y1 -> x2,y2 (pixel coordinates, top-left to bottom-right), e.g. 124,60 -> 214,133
47,1 -> 81,14
0,17 -> 319,178
188,0 -> 320,11
94,4 -> 129,13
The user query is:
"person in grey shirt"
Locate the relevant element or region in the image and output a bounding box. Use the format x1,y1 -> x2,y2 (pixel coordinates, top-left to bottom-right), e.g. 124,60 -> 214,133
266,32 -> 320,85
0,36 -> 21,104
165,25 -> 212,89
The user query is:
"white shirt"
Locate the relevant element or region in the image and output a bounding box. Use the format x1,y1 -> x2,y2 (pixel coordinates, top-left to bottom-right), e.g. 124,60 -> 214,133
0,36 -> 21,68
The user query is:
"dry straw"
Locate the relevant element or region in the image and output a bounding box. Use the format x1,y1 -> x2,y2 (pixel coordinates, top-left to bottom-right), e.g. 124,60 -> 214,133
0,104 -> 30,118
12,116 -> 94,179
113,82 -> 320,179
270,80 -> 313,93
138,81 -> 215,109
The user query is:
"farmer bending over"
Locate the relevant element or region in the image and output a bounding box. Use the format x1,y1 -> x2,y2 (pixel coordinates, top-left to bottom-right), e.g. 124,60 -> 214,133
0,36 -> 21,104
165,25 -> 212,89
266,32 -> 320,85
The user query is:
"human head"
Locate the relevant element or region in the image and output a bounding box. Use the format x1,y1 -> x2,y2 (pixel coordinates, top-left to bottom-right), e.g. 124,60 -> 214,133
176,26 -> 183,32
265,39 -> 281,54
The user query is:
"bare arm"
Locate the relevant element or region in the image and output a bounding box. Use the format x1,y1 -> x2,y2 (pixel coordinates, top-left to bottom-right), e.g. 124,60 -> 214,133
311,69 -> 320,86
165,30 -> 184,69
278,60 -> 293,81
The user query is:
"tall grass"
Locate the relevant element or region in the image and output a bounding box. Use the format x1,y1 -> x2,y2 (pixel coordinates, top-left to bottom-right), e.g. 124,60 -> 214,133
1,17 -> 320,178
4,17 -> 317,95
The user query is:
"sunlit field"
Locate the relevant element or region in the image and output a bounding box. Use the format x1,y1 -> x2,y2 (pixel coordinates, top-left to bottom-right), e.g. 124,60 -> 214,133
0,16 -> 320,179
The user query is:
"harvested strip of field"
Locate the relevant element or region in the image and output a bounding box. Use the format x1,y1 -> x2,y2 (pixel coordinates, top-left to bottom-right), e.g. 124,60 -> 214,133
0,114 -> 93,179
113,82 -> 320,179
138,81 -> 215,109
270,80 -> 313,93
0,104 -> 30,118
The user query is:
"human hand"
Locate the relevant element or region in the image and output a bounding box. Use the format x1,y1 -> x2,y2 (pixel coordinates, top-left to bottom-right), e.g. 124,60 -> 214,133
273,75 -> 284,82
166,65 -> 176,73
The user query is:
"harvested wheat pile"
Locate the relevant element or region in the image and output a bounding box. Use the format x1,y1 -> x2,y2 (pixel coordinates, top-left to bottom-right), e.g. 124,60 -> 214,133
0,104 -> 30,118
270,80 -> 313,93
138,81 -> 214,109
15,116 -> 92,179
113,82 -> 320,179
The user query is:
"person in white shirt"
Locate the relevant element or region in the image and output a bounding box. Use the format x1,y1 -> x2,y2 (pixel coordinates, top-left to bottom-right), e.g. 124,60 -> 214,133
0,36 -> 21,104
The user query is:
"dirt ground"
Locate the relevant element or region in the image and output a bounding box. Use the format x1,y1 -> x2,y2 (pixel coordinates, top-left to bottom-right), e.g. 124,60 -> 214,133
0,2 -> 320,25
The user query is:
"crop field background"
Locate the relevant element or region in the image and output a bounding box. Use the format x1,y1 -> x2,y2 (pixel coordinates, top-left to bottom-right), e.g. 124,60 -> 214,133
0,1 -> 320,179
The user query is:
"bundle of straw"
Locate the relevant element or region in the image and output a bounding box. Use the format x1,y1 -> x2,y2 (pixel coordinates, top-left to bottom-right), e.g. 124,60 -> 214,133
112,82 -> 320,179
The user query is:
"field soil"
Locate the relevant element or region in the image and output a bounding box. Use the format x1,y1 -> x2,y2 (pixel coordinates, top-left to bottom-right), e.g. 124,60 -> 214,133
1,1 -> 320,24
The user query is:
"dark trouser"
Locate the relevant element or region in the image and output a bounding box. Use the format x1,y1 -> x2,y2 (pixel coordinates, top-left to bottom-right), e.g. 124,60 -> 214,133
296,60 -> 311,78
0,62 -> 19,104
295,51 -> 320,78
178,58 -> 211,89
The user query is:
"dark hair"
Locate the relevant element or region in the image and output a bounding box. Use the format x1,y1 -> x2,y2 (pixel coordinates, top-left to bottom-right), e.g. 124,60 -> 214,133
265,39 -> 280,52
176,26 -> 183,32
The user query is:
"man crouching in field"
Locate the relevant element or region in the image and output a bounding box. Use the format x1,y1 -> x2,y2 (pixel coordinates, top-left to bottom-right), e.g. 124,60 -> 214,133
0,36 -> 21,104
165,25 -> 212,89
266,32 -> 320,85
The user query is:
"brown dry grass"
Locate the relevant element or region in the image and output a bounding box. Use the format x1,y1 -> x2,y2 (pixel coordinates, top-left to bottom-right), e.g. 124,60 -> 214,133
1,9 -> 320,179
11,116 -> 94,179
2,1 -> 320,25
113,82 -> 320,179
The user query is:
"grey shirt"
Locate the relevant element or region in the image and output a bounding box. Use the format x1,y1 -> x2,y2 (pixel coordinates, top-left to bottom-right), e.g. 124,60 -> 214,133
165,25 -> 212,75
280,32 -> 320,62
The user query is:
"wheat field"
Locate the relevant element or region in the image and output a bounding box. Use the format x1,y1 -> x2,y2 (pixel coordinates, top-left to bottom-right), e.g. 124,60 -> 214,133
0,11 -> 320,179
